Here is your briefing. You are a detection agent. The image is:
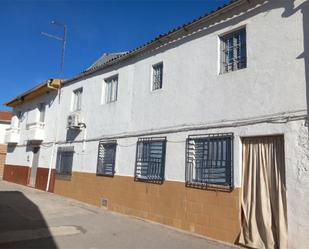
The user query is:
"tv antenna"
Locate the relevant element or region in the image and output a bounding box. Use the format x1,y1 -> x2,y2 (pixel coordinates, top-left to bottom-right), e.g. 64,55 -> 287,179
41,21 -> 67,78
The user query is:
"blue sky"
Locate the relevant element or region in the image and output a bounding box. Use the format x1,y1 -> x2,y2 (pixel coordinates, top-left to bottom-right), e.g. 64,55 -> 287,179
0,0 -> 229,110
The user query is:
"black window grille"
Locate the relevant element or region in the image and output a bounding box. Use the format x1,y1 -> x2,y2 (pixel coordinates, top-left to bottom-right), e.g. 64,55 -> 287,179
56,146 -> 74,178
221,28 -> 246,73
97,141 -> 117,176
186,133 -> 233,190
134,137 -> 166,183
152,63 -> 163,90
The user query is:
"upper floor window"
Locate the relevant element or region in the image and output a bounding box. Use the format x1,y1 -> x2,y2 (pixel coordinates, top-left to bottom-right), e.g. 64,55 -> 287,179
97,141 -> 117,176
105,76 -> 118,103
38,103 -> 46,123
152,63 -> 163,91
185,133 -> 233,190
135,137 -> 166,183
220,28 -> 246,74
73,88 -> 83,111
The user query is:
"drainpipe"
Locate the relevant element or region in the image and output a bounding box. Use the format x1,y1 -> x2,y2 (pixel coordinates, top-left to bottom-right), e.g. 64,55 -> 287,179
46,80 -> 61,191
46,142 -> 55,192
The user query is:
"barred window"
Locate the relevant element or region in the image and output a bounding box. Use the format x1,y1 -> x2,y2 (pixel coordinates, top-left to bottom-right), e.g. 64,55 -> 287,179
56,146 -> 74,178
97,141 -> 117,176
135,137 -> 166,183
221,29 -> 246,73
152,63 -> 163,91
105,76 -> 118,103
186,133 -> 233,190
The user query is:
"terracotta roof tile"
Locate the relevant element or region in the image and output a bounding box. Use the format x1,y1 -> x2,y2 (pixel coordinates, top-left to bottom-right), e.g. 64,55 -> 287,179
0,111 -> 12,121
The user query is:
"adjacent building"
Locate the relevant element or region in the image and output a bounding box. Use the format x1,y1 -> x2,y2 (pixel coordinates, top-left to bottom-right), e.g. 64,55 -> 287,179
0,111 -> 12,178
3,0 -> 309,248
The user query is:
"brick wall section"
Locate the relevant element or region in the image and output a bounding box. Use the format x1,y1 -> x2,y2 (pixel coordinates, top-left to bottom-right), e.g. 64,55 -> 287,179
54,172 -> 241,243
0,144 -> 7,179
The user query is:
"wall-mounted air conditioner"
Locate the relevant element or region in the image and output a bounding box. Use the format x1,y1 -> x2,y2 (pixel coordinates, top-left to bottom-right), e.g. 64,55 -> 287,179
67,113 -> 82,129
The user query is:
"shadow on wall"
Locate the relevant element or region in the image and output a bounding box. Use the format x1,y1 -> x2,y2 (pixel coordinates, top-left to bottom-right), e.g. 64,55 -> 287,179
282,0 -> 309,133
0,191 -> 58,248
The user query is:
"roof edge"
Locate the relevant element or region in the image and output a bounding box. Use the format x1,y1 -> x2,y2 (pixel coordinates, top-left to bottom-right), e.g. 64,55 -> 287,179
5,78 -> 62,107
62,0 -> 246,85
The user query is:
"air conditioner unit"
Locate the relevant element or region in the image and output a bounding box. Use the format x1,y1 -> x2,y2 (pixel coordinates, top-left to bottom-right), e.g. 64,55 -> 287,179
67,113 -> 82,129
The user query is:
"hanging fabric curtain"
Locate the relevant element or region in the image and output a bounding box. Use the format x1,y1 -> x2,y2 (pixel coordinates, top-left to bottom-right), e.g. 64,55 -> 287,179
239,136 -> 288,249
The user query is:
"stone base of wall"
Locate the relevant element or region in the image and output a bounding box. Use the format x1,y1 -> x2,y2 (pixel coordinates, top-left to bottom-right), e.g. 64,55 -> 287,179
54,172 -> 241,243
0,144 -> 7,179
3,164 -> 30,185
35,168 -> 56,192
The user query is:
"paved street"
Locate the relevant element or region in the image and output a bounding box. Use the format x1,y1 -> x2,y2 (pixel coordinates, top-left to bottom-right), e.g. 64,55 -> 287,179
0,180 -> 238,249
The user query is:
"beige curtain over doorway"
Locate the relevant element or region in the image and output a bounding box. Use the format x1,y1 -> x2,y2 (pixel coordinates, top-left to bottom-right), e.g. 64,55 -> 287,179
239,136 -> 288,249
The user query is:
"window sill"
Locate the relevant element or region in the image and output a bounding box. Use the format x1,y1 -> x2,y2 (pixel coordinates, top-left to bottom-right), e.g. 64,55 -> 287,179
150,88 -> 164,95
218,66 -> 248,76
185,181 -> 233,192
134,176 -> 164,184
56,174 -> 72,181
96,173 -> 115,177
100,101 -> 118,106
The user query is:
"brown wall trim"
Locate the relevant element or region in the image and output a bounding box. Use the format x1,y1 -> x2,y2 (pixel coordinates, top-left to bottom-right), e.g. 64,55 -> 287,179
54,172 -> 241,243
0,144 -> 7,178
3,164 -> 30,186
35,168 -> 56,192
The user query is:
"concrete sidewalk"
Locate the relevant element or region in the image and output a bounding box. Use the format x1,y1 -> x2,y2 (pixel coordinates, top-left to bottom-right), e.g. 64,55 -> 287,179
0,180 -> 238,249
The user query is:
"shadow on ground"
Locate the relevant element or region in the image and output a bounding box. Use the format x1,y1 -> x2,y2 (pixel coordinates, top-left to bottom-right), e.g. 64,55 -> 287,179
0,191 -> 57,249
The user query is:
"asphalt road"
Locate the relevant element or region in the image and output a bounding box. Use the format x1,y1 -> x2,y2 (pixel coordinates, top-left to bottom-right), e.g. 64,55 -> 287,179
0,180 -> 238,249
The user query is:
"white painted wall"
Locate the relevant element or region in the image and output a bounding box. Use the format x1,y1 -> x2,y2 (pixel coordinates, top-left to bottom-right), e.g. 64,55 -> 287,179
5,1 -> 309,248
0,122 -> 10,144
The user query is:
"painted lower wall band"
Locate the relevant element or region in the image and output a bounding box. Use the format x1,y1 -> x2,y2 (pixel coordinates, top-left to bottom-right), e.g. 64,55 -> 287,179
54,172 -> 241,243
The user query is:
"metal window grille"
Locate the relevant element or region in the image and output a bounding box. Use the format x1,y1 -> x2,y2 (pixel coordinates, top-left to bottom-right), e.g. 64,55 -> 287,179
152,63 -> 163,90
186,133 -> 233,191
73,88 -> 83,111
134,137 -> 166,183
56,146 -> 74,177
221,29 -> 246,73
97,141 -> 117,176
105,76 -> 118,103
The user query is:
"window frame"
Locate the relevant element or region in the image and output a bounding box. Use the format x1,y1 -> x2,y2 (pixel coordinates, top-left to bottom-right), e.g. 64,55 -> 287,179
134,136 -> 167,184
38,103 -> 46,123
96,141 -> 117,177
55,146 -> 74,179
104,75 -> 118,103
72,88 -> 83,112
151,62 -> 163,91
220,28 -> 247,74
185,133 -> 234,191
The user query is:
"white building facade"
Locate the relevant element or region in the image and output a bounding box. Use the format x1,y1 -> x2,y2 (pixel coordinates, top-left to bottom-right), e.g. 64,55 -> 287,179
4,1 -> 309,248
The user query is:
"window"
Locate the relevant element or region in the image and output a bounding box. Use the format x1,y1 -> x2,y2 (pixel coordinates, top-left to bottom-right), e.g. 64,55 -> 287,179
186,133 -> 233,190
56,146 -> 74,177
73,88 -> 83,111
135,137 -> 166,183
105,76 -> 118,103
38,103 -> 46,122
16,111 -> 23,128
152,63 -> 163,91
221,28 -> 246,73
97,141 -> 117,176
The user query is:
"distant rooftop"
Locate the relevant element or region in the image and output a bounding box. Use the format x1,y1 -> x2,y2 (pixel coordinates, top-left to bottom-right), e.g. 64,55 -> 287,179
0,111 -> 12,122
87,52 -> 127,71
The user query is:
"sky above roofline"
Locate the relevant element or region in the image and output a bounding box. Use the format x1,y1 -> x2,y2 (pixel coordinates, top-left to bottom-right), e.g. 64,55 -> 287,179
0,0 -> 230,111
